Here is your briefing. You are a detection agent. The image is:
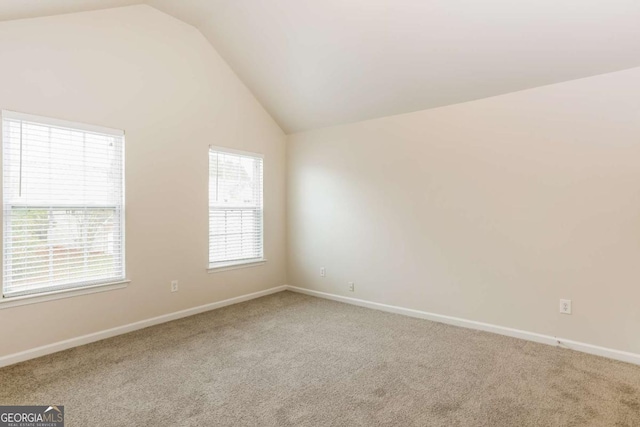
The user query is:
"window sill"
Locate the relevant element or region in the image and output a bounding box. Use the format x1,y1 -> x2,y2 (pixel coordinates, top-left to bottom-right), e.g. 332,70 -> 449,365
208,259 -> 267,273
0,280 -> 131,310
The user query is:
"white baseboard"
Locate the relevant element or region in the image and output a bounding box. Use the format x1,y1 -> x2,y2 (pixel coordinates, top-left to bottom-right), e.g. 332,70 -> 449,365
286,286 -> 640,366
0,285 -> 288,368
4,284 -> 639,369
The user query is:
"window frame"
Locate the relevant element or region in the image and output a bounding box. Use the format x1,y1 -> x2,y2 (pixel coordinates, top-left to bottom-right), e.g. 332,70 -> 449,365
207,145 -> 265,272
1,110 -> 127,302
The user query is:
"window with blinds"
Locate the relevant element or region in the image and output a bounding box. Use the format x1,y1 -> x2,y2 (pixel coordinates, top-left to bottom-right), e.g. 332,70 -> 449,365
209,147 -> 263,268
2,111 -> 125,298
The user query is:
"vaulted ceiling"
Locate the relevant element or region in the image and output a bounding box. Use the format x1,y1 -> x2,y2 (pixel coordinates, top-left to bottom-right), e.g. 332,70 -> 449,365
2,0 -> 640,133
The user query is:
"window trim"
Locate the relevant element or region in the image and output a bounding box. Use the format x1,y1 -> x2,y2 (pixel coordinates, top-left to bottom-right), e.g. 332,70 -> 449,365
207,258 -> 267,273
0,280 -> 130,309
1,110 -> 127,300
208,145 -> 264,270
209,145 -> 264,160
2,110 -> 124,137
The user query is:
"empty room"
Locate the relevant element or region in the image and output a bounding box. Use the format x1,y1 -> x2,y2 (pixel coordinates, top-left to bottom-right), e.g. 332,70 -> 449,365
0,0 -> 639,426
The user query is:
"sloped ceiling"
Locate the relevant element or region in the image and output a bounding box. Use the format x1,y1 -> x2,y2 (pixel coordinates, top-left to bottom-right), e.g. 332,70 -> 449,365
2,1 -> 640,133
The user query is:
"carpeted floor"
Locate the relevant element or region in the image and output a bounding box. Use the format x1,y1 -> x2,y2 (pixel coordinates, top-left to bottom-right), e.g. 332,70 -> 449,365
1,291 -> 639,426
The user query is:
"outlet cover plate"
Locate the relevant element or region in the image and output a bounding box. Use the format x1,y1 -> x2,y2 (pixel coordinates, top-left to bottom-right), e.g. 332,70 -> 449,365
560,299 -> 572,314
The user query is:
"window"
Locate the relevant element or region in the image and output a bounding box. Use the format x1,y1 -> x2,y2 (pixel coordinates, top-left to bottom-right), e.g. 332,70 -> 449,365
2,111 -> 125,298
209,146 -> 263,269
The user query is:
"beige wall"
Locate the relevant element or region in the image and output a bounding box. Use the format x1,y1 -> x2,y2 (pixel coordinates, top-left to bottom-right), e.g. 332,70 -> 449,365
287,67 -> 640,354
2,4 -> 639,360
0,5 -> 287,357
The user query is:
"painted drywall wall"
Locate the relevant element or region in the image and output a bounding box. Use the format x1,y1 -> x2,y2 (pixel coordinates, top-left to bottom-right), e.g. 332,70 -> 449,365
287,67 -> 640,355
0,5 -> 286,357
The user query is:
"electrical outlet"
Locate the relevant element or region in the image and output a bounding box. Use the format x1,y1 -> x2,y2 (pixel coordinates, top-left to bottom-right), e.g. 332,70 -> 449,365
171,280 -> 179,293
320,267 -> 326,277
560,299 -> 571,314
348,282 -> 355,292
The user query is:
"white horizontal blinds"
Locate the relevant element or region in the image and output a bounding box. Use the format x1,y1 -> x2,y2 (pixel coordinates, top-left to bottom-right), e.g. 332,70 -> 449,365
209,148 -> 263,266
2,112 -> 125,297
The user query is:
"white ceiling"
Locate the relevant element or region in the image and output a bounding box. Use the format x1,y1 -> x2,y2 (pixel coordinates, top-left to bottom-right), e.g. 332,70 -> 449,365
2,1 -> 640,133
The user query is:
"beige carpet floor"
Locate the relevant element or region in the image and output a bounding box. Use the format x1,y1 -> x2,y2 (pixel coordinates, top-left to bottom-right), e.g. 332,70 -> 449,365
1,291 -> 639,426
